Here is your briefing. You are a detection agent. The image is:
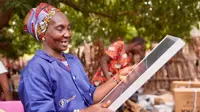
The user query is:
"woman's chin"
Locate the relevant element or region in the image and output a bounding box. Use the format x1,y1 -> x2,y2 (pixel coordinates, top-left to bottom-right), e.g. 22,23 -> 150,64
61,47 -> 68,51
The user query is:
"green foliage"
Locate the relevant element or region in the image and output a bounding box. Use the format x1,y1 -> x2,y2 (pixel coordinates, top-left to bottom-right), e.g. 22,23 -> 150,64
0,14 -> 40,59
0,0 -> 200,58
0,0 -> 58,58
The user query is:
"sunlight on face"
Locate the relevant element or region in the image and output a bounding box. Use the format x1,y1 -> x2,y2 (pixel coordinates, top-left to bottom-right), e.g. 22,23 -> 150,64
44,12 -> 72,53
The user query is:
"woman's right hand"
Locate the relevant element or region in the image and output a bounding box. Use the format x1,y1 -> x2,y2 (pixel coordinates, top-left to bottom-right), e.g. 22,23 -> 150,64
81,100 -> 113,112
119,65 -> 136,80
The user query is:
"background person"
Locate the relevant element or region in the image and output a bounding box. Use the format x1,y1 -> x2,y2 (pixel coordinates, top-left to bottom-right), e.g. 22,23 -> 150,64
0,61 -> 13,100
91,37 -> 146,87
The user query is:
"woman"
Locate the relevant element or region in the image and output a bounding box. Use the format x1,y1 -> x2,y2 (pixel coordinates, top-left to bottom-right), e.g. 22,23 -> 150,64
18,3 -> 133,112
91,37 -> 146,86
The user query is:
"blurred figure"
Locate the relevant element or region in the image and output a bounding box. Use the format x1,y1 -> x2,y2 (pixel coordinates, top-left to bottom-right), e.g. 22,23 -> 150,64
11,60 -> 21,100
12,60 -> 21,75
91,37 -> 146,86
0,60 -> 13,100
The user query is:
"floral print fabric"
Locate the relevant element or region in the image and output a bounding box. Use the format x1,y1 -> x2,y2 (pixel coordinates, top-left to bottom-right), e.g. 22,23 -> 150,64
24,3 -> 59,41
91,41 -> 131,86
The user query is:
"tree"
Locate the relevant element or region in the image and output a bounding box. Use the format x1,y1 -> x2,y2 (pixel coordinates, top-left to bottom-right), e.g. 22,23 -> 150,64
0,0 -> 200,58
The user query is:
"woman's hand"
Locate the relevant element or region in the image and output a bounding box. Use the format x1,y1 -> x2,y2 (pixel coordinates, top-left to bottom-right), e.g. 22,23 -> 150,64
119,65 -> 135,80
81,100 -> 113,112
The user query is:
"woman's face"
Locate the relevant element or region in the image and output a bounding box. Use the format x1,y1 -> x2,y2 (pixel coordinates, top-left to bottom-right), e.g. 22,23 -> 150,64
44,12 -> 72,53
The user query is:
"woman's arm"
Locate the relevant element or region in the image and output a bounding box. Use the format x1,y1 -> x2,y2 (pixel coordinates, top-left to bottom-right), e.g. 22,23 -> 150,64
93,75 -> 118,103
93,65 -> 135,103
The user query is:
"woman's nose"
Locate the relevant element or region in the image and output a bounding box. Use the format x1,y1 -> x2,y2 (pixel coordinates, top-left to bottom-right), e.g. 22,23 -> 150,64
64,31 -> 71,37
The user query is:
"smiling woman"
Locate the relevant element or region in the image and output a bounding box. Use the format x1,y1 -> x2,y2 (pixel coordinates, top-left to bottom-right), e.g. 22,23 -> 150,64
42,11 -> 72,58
18,2 -> 134,112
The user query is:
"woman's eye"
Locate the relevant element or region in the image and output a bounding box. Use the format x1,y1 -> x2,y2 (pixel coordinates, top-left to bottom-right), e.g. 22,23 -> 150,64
67,25 -> 71,30
57,28 -> 62,31
57,27 -> 63,31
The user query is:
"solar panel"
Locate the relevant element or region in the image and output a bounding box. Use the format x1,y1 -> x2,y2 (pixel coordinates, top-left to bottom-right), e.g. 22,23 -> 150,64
100,35 -> 185,111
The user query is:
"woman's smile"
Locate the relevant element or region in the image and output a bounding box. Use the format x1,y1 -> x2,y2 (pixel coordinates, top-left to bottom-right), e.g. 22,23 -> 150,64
61,41 -> 68,47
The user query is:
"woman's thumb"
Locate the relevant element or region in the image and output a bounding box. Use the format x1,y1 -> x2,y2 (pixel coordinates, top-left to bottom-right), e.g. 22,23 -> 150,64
128,65 -> 136,71
120,65 -> 135,76
101,100 -> 111,108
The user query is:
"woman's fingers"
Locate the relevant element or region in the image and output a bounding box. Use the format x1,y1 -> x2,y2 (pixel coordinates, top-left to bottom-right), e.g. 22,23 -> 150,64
127,65 -> 136,71
85,101 -> 113,112
120,65 -> 136,76
101,100 -> 111,108
119,75 -> 126,81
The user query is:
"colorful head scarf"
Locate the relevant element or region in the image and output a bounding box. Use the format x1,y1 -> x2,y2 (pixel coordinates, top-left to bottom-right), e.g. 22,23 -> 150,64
24,3 -> 59,41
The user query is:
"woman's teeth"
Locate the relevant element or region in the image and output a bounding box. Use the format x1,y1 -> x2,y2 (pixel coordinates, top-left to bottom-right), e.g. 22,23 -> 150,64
61,42 -> 68,46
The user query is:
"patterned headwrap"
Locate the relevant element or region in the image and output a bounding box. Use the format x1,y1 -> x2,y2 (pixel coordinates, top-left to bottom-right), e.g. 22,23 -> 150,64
24,3 -> 59,41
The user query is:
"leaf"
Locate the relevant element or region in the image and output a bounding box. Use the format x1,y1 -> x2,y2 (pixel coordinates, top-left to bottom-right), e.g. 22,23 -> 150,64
23,4 -> 32,10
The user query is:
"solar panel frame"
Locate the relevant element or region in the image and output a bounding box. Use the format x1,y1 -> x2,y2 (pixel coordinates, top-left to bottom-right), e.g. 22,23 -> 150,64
100,35 -> 186,111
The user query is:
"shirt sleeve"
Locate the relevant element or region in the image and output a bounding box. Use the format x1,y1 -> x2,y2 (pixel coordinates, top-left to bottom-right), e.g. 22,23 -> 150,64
0,61 -> 8,74
104,41 -> 124,59
18,63 -> 56,112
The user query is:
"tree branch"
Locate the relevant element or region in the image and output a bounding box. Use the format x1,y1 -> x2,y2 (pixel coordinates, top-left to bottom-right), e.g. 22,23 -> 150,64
60,0 -> 115,20
61,0 -> 139,21
60,0 -> 82,12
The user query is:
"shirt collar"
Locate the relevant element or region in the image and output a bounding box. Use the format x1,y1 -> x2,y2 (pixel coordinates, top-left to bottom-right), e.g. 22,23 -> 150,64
35,50 -> 74,62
